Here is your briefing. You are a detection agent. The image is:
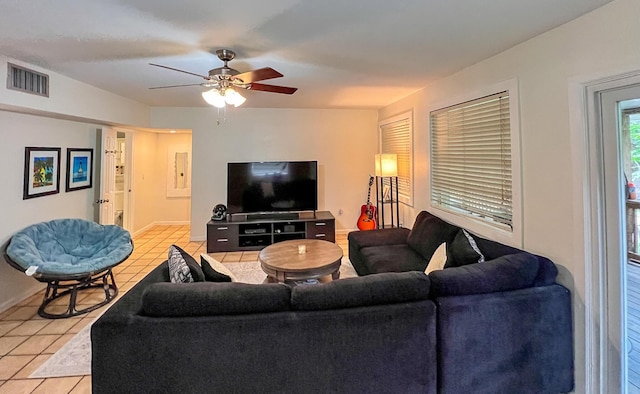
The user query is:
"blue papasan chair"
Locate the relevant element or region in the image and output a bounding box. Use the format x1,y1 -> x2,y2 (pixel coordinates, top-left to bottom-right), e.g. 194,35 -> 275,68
3,219 -> 133,318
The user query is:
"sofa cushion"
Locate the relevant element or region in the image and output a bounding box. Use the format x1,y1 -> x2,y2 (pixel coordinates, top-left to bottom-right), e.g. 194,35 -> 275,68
360,244 -> 427,272
445,229 -> 486,268
429,252 -> 539,297
168,245 -> 197,283
348,227 -> 411,249
200,254 -> 234,282
291,271 -> 430,311
406,211 -> 459,261
472,236 -> 521,260
142,282 -> 291,317
472,236 -> 558,285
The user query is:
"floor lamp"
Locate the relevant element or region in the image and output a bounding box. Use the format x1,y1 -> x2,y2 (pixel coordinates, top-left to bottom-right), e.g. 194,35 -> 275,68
374,153 -> 399,229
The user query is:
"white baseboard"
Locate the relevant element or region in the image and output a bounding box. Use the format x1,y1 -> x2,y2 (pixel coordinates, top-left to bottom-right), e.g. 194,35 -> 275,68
132,223 -> 155,237
132,221 -> 190,237
154,220 -> 191,226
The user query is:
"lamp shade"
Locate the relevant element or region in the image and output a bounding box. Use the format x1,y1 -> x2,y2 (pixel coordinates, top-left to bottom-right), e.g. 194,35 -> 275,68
375,153 -> 398,177
202,88 -> 226,108
224,88 -> 246,107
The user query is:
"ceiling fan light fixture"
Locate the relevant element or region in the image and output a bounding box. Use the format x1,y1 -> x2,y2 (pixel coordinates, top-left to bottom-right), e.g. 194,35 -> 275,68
150,49 -> 296,107
225,88 -> 246,107
202,88 -> 226,108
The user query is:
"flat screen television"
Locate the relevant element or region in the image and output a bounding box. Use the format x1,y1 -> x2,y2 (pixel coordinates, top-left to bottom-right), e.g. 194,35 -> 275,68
227,161 -> 318,214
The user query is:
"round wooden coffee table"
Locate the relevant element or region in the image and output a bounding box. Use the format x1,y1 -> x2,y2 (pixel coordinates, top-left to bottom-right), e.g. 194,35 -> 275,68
259,239 -> 343,284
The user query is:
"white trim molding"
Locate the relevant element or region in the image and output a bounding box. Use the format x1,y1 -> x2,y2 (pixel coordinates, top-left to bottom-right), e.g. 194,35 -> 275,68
569,68 -> 640,394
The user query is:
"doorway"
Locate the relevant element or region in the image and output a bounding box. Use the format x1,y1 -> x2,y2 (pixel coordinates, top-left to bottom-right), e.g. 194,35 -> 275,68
114,132 -> 126,227
620,98 -> 640,392
96,127 -> 133,231
585,78 -> 640,393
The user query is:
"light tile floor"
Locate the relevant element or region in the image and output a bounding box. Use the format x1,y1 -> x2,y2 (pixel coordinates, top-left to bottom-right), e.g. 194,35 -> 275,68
0,225 -> 349,393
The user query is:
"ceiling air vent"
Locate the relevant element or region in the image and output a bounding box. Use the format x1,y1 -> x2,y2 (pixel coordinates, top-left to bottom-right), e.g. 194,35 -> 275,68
7,63 -> 49,97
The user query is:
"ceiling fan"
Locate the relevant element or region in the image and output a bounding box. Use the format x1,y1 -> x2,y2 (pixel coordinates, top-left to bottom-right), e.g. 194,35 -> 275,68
149,49 -> 297,108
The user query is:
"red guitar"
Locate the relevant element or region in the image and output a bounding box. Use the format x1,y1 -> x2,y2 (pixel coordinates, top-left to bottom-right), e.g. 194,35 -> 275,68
357,176 -> 377,230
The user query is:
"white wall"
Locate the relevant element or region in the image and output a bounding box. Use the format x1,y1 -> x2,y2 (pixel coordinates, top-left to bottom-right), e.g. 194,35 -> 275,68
150,107 -> 378,240
0,55 -> 150,127
156,133 -> 192,224
378,0 -> 640,391
0,111 -> 100,311
130,130 -> 158,233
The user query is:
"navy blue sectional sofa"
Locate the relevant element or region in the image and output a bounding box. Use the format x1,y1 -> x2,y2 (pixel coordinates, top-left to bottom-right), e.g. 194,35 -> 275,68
349,211 -> 574,393
91,211 -> 573,394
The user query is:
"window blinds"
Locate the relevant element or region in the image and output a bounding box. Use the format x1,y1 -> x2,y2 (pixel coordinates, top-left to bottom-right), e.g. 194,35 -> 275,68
380,116 -> 412,203
430,91 -> 512,229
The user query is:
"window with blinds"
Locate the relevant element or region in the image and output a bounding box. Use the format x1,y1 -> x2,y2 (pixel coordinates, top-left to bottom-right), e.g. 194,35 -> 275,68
430,91 -> 512,230
379,112 -> 413,205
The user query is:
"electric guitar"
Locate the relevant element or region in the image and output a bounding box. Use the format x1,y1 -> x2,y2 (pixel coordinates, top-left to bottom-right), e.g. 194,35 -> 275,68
357,176 -> 377,230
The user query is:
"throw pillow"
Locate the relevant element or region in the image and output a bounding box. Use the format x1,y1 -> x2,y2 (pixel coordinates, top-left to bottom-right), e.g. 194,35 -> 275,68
425,242 -> 447,274
200,254 -> 236,282
168,245 -> 195,283
171,244 -> 205,282
445,229 -> 486,268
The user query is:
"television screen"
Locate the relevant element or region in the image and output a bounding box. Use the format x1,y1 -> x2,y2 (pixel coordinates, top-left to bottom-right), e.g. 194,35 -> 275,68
227,161 -> 318,214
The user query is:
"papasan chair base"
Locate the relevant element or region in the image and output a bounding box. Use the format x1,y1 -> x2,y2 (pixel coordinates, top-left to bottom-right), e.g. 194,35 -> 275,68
39,268 -> 118,319
4,219 -> 133,319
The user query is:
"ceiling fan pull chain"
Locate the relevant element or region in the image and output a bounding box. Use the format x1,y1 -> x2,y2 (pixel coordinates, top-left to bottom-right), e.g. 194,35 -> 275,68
215,107 -> 228,126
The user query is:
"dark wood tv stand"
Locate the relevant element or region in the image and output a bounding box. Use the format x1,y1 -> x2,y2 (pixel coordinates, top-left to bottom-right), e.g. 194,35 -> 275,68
206,211 -> 335,253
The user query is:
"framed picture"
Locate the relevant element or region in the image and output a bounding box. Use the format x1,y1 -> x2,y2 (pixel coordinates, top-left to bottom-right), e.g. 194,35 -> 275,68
66,148 -> 93,192
382,184 -> 391,202
23,147 -> 61,199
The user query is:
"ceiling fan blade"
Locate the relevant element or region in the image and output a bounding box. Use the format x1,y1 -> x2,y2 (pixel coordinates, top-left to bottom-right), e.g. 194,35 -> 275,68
233,67 -> 283,83
149,83 -> 206,90
248,83 -> 297,94
149,63 -> 209,79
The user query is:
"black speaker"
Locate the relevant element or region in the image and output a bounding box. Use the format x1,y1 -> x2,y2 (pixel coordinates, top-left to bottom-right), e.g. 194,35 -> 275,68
211,204 -> 227,221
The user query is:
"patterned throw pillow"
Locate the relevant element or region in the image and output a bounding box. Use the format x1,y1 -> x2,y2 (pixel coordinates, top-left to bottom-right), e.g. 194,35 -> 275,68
171,244 -> 205,282
462,229 -> 485,263
168,245 -> 194,283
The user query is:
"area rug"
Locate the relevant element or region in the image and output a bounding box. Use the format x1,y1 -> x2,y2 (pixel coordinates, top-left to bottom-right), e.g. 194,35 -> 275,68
30,258 -> 357,378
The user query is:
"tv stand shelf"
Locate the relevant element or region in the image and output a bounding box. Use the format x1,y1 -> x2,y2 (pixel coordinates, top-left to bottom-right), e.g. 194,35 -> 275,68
207,211 -> 335,253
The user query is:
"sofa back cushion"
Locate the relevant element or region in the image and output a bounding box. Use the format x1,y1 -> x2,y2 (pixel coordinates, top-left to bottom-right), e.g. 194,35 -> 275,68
473,236 -> 558,285
407,211 -> 460,261
141,282 -> 291,317
429,252 -> 540,297
291,271 -> 431,311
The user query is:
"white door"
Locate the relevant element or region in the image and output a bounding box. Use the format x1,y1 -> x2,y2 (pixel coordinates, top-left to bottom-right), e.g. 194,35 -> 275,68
598,83 -> 640,393
97,127 -> 117,225
122,132 -> 134,231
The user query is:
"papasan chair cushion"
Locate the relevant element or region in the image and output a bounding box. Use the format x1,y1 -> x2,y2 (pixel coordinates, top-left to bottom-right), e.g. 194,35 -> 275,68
6,219 -> 132,278
4,218 -> 133,318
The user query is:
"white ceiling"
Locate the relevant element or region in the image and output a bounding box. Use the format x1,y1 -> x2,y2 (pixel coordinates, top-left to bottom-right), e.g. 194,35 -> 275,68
0,0 -> 613,109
